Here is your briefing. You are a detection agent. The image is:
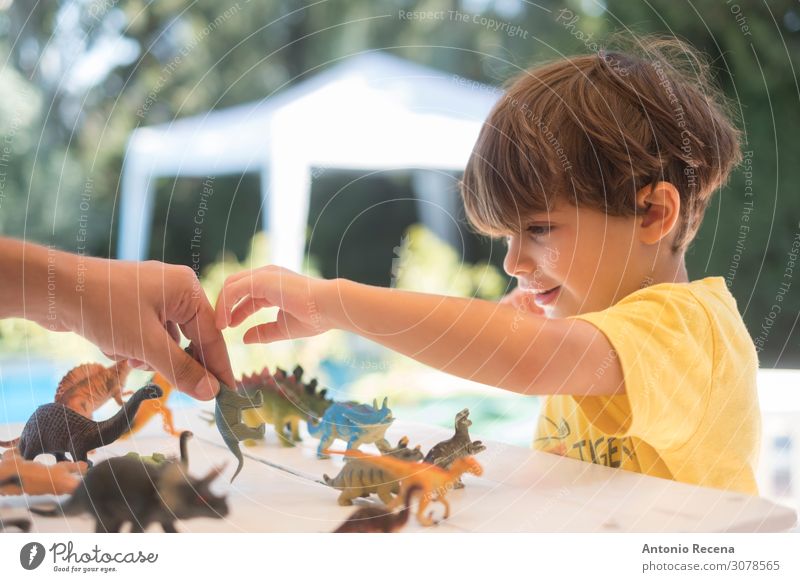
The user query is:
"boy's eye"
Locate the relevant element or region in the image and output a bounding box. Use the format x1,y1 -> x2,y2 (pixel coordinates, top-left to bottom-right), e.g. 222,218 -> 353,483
526,225 -> 552,238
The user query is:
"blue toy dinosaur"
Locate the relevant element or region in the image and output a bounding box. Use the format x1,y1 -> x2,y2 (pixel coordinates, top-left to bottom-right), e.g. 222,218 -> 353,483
307,398 -> 393,459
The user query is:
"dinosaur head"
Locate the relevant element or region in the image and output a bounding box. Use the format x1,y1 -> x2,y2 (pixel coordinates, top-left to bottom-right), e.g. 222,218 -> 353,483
455,408 -> 472,429
138,384 -> 164,401
158,463 -> 229,522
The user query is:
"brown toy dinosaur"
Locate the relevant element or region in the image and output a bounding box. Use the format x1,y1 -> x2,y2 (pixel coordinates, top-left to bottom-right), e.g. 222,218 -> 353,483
326,449 -> 483,526
54,361 -> 132,418
0,384 -> 162,467
333,484 -> 423,533
119,373 -> 181,438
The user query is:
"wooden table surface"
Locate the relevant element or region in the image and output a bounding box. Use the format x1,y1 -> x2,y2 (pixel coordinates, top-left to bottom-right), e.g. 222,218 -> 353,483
1,408 -> 796,533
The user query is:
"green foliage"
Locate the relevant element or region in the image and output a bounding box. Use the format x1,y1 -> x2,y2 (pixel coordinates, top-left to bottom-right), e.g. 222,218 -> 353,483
0,0 -> 797,365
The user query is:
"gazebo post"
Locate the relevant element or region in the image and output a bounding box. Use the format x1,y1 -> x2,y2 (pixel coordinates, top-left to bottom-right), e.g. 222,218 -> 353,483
412,170 -> 461,250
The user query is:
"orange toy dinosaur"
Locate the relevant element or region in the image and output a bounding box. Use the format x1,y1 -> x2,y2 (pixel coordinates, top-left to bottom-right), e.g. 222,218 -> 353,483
54,361 -> 132,418
119,373 -> 181,438
326,449 -> 483,526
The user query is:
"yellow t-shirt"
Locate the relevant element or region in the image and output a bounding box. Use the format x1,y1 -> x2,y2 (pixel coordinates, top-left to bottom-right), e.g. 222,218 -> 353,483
533,276 -> 761,496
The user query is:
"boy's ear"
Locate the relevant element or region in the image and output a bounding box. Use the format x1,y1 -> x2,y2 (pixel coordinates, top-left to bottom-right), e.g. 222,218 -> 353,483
635,182 -> 681,246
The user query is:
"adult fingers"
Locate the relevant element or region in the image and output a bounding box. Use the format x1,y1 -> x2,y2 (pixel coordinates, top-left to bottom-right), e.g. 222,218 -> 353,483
178,296 -> 236,389
143,323 -> 219,400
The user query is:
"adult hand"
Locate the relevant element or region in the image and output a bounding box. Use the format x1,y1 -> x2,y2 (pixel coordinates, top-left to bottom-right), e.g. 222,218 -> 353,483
64,257 -> 234,400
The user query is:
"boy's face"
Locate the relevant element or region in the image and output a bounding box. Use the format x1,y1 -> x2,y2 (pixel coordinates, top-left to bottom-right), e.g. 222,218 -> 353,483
503,200 -> 647,318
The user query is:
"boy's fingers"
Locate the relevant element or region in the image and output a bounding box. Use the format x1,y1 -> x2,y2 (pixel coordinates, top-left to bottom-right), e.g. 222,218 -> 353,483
229,297 -> 273,328
215,275 -> 257,329
243,322 -> 286,344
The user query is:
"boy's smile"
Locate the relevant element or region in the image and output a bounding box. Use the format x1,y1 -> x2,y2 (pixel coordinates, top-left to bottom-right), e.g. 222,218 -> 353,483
503,198 -> 688,318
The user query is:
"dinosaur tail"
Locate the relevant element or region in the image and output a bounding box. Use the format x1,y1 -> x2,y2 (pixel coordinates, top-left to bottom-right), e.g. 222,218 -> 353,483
322,473 -> 336,487
222,434 -> 244,483
0,437 -> 20,448
306,417 -> 323,437
30,494 -> 82,518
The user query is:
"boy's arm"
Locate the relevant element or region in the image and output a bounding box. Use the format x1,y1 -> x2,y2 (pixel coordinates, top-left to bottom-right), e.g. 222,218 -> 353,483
216,267 -> 624,398
322,279 -> 625,397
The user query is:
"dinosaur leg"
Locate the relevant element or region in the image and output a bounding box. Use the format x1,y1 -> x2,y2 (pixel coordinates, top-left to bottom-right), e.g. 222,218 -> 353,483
160,521 -> 178,533
54,452 -> 68,463
416,496 -> 436,527
337,491 -> 355,506
275,422 -> 294,447
436,495 -> 451,520
377,486 -> 396,506
129,521 -> 145,533
317,434 -> 335,459
290,419 -> 302,442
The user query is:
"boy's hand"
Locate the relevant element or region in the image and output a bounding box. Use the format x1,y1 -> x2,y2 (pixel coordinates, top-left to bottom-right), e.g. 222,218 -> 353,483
215,266 -> 331,343
500,286 -> 546,316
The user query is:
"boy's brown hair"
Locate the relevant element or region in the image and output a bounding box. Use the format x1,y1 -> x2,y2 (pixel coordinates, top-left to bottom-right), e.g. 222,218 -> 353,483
461,35 -> 741,253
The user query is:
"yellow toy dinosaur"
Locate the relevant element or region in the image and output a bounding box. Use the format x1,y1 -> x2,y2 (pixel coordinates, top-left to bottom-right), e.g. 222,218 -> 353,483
326,449 -> 483,526
119,373 -> 181,438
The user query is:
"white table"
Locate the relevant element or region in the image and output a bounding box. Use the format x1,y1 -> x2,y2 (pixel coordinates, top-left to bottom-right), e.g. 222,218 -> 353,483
1,409 -> 796,533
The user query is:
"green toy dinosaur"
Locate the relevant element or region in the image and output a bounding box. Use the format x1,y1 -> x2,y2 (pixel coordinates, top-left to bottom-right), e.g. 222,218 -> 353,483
322,436 -> 424,506
182,344 -> 265,483
215,384 -> 265,483
239,365 -> 332,447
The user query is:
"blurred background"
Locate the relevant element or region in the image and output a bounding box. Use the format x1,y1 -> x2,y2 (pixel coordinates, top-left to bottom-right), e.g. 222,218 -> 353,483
0,0 -> 798,516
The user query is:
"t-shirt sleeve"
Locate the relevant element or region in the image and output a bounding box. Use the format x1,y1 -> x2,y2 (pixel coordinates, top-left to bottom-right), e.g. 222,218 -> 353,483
566,286 -> 715,451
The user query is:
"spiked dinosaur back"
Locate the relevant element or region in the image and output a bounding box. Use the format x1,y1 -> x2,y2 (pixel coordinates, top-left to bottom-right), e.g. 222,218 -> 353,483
54,361 -> 131,418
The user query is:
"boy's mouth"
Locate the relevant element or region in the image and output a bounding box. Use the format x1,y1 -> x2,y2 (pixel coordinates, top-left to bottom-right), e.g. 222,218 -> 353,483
531,286 -> 561,306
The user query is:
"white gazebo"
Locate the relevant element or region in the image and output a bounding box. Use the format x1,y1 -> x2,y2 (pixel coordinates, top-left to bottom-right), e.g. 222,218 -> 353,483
117,51 -> 500,270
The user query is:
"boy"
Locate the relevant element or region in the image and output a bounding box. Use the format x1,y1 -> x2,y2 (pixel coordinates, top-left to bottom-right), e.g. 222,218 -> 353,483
215,37 -> 760,496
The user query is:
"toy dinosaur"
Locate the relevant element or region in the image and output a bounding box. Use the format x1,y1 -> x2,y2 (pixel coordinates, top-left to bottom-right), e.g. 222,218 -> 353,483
180,342 -> 265,482
333,484 -> 423,533
328,449 -> 483,526
54,361 -> 132,418
30,433 -> 227,533
423,408 -> 486,489
215,384 -> 264,482
239,365 -> 332,447
0,384 -> 162,467
308,398 -> 394,459
0,453 -> 87,496
120,373 -> 181,438
323,436 -> 423,506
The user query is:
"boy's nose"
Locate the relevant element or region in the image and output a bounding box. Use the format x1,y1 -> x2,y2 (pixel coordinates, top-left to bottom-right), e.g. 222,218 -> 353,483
503,236 -> 535,277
